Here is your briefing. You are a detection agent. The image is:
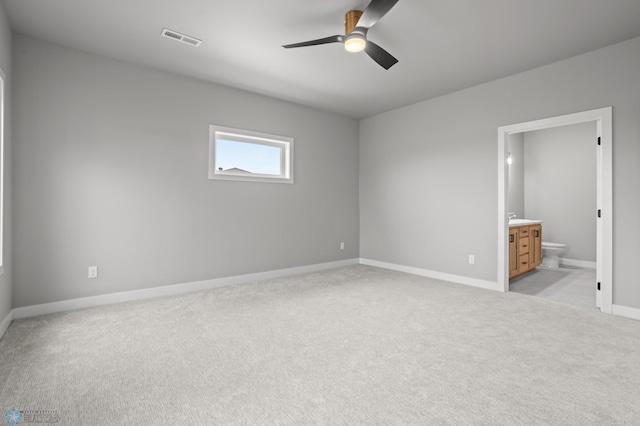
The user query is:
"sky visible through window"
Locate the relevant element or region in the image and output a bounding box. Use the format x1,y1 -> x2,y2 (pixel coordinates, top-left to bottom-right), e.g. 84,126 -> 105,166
216,139 -> 281,175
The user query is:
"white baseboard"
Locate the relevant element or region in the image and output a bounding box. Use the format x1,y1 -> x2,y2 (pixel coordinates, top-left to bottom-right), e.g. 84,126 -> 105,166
0,309 -> 13,340
10,257 -> 639,324
360,258 -> 500,292
13,258 -> 360,320
612,304 -> 640,321
560,258 -> 597,269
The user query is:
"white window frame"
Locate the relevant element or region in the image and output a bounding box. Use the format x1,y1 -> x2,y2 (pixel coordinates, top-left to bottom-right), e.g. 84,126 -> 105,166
0,68 -> 5,274
209,125 -> 294,184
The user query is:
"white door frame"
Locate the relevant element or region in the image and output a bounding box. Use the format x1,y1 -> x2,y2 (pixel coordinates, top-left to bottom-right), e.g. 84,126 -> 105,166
497,107 -> 612,314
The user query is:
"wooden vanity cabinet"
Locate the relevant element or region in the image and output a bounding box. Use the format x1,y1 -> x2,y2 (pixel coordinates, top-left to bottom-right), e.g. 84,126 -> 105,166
509,227 -> 519,277
509,223 -> 542,279
529,224 -> 542,268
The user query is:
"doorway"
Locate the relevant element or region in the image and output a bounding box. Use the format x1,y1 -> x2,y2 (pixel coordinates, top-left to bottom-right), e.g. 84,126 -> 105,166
497,107 -> 612,314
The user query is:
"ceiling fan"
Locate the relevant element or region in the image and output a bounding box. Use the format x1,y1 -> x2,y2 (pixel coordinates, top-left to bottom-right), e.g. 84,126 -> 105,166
283,0 -> 399,70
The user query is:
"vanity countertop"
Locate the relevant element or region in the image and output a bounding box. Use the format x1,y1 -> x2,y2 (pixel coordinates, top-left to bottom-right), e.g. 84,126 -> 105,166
509,219 -> 542,226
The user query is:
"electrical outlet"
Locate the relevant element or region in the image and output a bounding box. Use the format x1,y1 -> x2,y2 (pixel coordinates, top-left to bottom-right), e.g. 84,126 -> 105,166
88,266 -> 98,279
340,242 -> 345,250
468,255 -> 475,265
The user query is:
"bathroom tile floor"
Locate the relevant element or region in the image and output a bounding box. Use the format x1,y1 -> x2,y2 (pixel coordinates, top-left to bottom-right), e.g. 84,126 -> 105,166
509,265 -> 597,311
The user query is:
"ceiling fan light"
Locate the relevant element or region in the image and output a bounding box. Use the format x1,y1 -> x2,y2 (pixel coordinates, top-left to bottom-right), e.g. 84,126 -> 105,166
344,34 -> 366,53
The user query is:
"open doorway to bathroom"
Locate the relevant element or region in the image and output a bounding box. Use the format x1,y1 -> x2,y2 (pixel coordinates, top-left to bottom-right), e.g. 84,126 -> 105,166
497,108 -> 612,314
507,123 -> 596,310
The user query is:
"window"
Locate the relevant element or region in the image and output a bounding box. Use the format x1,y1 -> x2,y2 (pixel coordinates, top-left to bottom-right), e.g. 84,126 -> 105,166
209,125 -> 293,184
0,68 -> 5,273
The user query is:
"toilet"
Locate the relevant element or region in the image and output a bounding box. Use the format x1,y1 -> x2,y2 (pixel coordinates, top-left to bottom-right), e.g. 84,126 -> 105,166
541,242 -> 566,268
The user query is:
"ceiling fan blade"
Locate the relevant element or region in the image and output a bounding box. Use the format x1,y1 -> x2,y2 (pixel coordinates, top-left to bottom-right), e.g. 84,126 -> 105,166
364,41 -> 398,70
282,35 -> 343,49
356,0 -> 400,30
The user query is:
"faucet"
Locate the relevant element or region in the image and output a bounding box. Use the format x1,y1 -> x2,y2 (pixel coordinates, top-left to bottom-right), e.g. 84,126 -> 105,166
508,212 -> 517,220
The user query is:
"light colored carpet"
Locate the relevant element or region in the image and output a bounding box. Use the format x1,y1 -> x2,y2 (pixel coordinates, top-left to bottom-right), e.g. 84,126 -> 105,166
1,265 -> 639,425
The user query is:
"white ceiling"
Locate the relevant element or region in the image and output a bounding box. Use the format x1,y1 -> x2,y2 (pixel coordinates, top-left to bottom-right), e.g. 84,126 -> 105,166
3,0 -> 640,119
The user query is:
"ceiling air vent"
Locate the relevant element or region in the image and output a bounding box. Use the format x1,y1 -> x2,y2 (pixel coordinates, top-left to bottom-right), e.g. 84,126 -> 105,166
161,28 -> 202,47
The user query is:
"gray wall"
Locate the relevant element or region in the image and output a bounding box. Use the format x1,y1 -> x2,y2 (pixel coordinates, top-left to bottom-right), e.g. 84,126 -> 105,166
360,35 -> 640,309
0,2 -> 12,322
507,133 -> 524,219
13,35 -> 359,308
524,123 -> 596,262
